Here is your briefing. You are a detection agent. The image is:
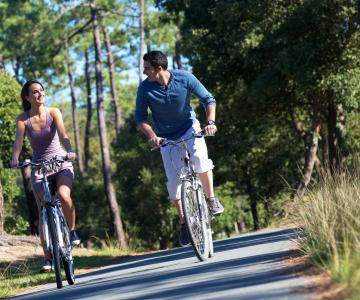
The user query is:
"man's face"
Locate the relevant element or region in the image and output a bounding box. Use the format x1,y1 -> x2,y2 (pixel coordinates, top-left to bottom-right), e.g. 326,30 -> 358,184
143,61 -> 159,81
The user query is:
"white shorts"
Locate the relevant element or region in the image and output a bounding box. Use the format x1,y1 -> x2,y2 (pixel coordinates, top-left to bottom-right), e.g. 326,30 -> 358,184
160,120 -> 214,200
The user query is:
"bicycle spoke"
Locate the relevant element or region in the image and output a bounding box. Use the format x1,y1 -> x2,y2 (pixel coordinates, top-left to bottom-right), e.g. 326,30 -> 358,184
182,180 -> 209,261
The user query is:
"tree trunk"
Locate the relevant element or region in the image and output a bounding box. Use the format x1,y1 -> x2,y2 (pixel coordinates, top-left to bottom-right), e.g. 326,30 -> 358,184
173,31 -> 183,69
139,0 -> 145,83
295,100 -> 321,198
91,2 -> 127,248
0,177 -> 4,233
320,125 -> 330,168
103,26 -> 122,135
241,166 -> 259,230
84,48 -> 92,171
65,38 -> 84,175
327,99 -> 340,173
13,57 -> 21,83
290,106 -> 321,170
0,55 -> 4,69
21,167 -> 39,234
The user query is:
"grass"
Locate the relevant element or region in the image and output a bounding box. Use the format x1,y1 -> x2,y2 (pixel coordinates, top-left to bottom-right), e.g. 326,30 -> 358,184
0,245 -> 132,298
297,167 -> 360,299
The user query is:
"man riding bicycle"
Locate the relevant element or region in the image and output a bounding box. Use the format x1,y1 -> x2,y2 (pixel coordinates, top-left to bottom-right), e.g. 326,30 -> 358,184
135,50 -> 224,246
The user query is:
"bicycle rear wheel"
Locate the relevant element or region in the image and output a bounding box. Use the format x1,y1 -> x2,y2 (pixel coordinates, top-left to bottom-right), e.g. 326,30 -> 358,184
181,179 -> 209,261
47,206 -> 63,289
59,209 -> 75,285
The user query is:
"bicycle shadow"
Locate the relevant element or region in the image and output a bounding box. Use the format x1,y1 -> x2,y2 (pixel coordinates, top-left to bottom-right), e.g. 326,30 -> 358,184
14,227 -> 309,300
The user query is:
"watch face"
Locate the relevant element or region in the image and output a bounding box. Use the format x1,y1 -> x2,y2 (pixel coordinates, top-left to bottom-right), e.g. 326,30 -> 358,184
207,120 -> 215,125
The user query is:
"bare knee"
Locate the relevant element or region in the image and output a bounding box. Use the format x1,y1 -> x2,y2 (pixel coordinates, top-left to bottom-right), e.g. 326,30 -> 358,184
58,188 -> 72,205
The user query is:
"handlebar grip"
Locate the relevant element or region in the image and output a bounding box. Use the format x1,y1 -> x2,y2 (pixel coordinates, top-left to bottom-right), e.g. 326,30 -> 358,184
54,155 -> 68,161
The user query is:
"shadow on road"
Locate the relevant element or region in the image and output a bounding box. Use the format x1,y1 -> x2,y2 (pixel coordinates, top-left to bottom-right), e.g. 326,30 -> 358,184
76,227 -> 303,279
15,228 -> 308,300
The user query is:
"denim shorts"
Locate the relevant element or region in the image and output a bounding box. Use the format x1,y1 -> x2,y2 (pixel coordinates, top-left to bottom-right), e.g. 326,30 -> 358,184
31,161 -> 74,193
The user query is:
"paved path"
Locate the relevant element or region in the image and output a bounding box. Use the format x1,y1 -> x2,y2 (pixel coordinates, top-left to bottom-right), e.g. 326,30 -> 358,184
15,228 -> 313,300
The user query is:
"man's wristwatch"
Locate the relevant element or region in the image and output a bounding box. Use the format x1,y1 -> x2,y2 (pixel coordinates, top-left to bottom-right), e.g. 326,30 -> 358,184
207,120 -> 216,126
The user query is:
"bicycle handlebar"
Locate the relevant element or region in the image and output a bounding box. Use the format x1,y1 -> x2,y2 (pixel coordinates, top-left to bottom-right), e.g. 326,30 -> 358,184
10,155 -> 73,169
151,131 -> 213,151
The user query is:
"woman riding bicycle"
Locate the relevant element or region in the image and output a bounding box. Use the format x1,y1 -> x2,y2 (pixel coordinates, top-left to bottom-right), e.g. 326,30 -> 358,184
10,79 -> 80,272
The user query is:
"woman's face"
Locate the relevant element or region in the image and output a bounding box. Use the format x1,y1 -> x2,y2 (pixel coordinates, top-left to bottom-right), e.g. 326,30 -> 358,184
26,83 -> 45,106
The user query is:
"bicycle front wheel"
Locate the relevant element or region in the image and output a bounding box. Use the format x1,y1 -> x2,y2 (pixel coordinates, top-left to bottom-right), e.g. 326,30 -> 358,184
59,209 -> 75,285
181,180 -> 209,261
47,206 -> 63,289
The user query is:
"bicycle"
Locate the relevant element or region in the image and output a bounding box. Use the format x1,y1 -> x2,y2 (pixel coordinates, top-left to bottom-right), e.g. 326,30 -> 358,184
14,156 -> 75,289
154,132 -> 214,261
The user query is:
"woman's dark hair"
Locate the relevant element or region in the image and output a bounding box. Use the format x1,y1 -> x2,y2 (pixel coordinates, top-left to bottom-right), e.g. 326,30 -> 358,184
143,51 -> 168,70
21,79 -> 44,111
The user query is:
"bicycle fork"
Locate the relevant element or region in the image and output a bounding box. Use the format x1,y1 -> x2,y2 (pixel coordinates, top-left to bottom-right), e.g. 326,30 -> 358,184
42,204 -> 65,253
42,207 -> 51,252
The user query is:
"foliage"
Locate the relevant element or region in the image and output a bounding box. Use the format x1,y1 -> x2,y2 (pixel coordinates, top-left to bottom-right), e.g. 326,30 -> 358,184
0,71 -> 27,234
211,182 -> 250,236
2,0 -> 360,255
0,246 -> 131,298
112,116 -> 178,249
298,166 -> 360,297
158,0 -> 360,229
0,70 -> 22,161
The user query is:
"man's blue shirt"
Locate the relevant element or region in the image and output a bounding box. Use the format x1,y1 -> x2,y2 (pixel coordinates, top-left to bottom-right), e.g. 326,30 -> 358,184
135,69 -> 216,140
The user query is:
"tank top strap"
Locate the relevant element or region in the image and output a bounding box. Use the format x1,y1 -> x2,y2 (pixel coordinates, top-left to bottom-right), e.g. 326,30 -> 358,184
45,108 -> 53,126
25,110 -> 32,128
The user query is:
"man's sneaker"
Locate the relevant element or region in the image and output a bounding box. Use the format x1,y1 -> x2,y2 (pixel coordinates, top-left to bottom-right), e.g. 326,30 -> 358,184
70,230 -> 81,246
207,197 -> 224,216
40,259 -> 53,273
179,223 -> 190,247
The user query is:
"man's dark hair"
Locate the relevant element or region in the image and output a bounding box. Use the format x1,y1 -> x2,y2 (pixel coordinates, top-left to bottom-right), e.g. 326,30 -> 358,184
143,51 -> 168,70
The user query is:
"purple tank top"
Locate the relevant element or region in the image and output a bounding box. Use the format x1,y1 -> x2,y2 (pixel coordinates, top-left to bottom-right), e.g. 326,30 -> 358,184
26,108 -> 67,162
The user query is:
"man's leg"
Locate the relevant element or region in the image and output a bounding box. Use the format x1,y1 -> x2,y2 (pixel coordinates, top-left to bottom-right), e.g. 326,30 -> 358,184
188,125 -> 224,216
160,144 -> 190,246
198,170 -> 215,199
174,199 -> 185,224
173,199 -> 190,246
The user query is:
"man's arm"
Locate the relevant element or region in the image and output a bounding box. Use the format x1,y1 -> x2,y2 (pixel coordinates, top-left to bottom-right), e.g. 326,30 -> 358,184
204,104 -> 217,135
138,122 -> 164,148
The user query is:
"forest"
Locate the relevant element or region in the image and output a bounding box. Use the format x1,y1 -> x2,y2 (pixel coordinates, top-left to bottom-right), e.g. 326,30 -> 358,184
0,0 -> 359,251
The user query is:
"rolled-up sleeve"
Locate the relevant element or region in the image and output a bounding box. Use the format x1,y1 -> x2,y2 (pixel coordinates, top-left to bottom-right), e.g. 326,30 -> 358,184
134,87 -> 148,124
188,73 -> 216,107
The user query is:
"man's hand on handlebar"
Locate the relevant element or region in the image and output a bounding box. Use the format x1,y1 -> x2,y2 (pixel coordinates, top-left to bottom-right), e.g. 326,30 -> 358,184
203,124 -> 217,136
148,135 -> 165,148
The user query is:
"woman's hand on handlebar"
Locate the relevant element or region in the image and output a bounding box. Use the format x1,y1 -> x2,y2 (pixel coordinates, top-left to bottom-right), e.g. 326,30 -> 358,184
66,151 -> 76,161
10,157 -> 19,168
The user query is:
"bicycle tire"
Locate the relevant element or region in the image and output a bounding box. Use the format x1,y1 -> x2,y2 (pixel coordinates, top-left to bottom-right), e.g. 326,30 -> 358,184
47,206 -> 63,289
181,179 -> 209,261
198,186 -> 214,258
58,209 -> 75,285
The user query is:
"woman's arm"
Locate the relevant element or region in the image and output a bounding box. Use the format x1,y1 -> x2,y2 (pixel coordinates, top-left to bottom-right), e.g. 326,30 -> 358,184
51,108 -> 76,160
10,115 -> 26,167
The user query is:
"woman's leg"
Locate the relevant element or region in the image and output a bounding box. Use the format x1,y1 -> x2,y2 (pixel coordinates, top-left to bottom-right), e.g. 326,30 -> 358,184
32,189 -> 52,260
56,170 -> 75,231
